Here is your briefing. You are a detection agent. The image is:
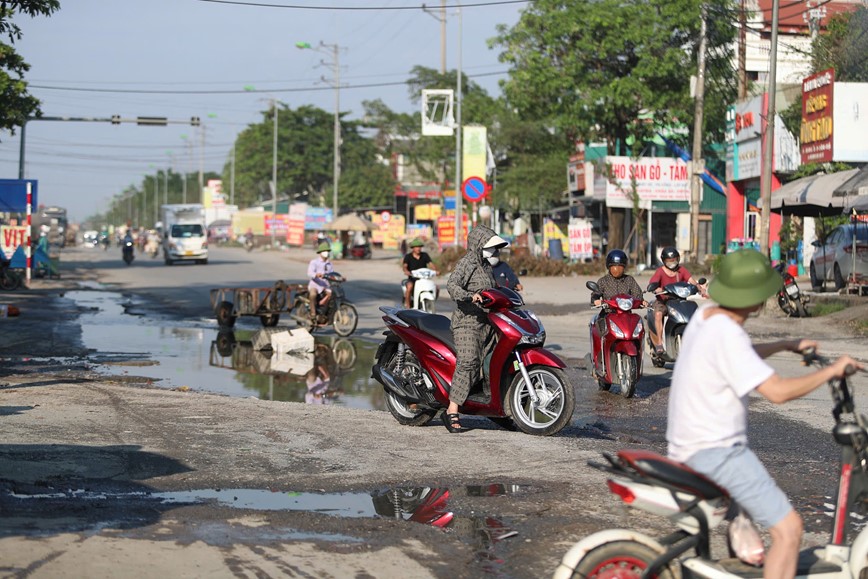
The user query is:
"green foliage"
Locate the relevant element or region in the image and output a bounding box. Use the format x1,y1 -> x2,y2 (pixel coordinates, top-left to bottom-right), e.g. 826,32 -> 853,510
491,0 -> 737,149
810,300 -> 847,317
0,0 -> 60,135
813,6 -> 868,81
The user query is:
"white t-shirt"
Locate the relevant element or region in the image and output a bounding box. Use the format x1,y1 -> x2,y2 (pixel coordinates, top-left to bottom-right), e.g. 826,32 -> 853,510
666,304 -> 775,462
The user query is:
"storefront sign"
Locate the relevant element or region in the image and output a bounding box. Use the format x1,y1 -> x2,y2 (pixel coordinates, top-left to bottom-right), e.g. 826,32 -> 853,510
568,219 -> 594,260
801,68 -> 835,164
604,157 -> 690,208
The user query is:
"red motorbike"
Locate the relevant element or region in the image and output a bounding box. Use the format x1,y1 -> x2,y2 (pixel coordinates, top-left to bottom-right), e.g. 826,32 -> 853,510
586,281 -> 645,398
371,287 -> 575,436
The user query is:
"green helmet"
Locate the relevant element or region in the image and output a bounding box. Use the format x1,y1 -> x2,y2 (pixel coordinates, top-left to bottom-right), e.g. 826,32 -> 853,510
409,238 -> 424,248
316,242 -> 330,253
708,250 -> 781,308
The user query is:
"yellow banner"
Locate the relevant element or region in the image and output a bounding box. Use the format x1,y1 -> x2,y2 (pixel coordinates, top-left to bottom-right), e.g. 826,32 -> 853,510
414,204 -> 442,221
462,125 -> 487,183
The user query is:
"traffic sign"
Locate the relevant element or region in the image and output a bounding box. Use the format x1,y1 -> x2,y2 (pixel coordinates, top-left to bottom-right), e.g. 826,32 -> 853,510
381,211 -> 391,223
461,176 -> 489,203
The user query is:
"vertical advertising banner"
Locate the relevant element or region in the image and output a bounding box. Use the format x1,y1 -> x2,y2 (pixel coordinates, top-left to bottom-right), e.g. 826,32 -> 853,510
462,125 -> 487,183
568,219 -> 594,260
0,225 -> 28,259
436,215 -> 468,250
801,68 -> 834,164
286,203 -> 307,246
203,179 -> 225,209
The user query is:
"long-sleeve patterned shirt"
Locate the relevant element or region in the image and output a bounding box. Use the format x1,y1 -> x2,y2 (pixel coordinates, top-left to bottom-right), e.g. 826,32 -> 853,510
308,257 -> 334,293
593,273 -> 643,302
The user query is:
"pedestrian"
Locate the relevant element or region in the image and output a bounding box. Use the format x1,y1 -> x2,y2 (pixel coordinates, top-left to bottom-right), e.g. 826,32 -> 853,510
445,225 -> 509,433
307,242 -> 334,324
667,249 -> 861,577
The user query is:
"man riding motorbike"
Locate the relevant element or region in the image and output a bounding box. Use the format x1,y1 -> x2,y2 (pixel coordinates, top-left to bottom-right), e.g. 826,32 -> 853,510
307,242 -> 334,324
648,247 -> 706,354
402,238 -> 438,308
444,225 -> 509,433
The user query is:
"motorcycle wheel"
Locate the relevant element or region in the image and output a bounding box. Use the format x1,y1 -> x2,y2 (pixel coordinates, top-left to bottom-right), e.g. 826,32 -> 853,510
796,300 -> 809,318
383,351 -> 436,426
569,540 -> 676,579
670,327 -> 684,362
777,293 -> 797,316
834,264 -> 846,290
420,298 -> 435,313
332,338 -> 357,370
615,353 -> 638,398
505,366 -> 574,436
333,303 -> 358,337
293,300 -> 315,331
810,262 -> 822,291
215,301 -> 237,328
0,269 -> 22,291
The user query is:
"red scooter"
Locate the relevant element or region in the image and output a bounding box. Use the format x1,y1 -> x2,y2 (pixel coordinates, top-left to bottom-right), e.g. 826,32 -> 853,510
371,287 -> 575,436
585,281 -> 645,398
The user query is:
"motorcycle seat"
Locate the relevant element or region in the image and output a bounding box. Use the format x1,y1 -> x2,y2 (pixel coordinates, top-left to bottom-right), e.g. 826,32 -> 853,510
617,450 -> 729,499
396,310 -> 455,352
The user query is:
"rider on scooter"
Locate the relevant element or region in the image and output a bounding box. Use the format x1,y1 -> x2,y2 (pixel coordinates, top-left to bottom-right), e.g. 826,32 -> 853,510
308,242 -> 334,324
590,249 -> 647,335
402,238 -> 438,308
648,247 -> 707,354
667,249 -> 861,578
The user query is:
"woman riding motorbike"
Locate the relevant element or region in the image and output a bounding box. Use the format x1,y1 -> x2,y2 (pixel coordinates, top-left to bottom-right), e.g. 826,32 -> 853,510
444,225 -> 509,433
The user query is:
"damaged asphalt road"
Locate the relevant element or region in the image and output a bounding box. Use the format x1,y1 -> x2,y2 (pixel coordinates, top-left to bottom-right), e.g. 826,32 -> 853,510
0,253 -> 863,578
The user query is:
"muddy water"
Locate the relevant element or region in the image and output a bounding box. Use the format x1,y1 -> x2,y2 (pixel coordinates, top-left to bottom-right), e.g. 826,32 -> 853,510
71,289 -> 385,410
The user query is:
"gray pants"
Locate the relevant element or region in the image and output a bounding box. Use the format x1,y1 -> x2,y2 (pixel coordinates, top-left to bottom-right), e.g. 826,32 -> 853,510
450,312 -> 493,405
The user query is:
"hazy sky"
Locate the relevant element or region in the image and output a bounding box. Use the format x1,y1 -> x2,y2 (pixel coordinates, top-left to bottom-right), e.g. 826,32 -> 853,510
0,0 -> 526,222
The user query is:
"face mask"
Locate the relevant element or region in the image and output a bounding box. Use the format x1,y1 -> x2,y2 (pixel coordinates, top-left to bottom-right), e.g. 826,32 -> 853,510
487,256 -> 500,266
320,251 -> 329,259
664,260 -> 679,271
482,248 -> 500,265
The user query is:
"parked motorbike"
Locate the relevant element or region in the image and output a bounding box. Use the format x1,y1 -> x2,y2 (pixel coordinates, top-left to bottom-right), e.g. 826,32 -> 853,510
122,238 -> 135,265
350,243 -> 371,259
775,262 -> 809,318
645,277 -> 706,367
554,350 -> 865,579
371,286 -> 575,436
145,236 -> 160,259
288,272 -> 358,337
402,268 -> 438,313
0,257 -> 22,291
586,281 -> 645,398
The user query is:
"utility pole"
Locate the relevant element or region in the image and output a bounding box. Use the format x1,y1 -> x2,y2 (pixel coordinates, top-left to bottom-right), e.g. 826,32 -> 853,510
738,0 -> 747,98
330,43 -> 341,218
454,3 -> 463,246
230,142 -> 236,207
198,124 -> 205,204
422,1 -> 448,74
690,4 -> 708,260
272,98 -> 278,247
758,0 -> 781,257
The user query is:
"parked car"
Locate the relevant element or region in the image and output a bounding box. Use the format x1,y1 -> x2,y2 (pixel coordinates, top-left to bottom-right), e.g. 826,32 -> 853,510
810,223 -> 868,290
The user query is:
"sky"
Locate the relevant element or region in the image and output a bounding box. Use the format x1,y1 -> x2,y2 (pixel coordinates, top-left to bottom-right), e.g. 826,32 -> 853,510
0,0 -> 526,222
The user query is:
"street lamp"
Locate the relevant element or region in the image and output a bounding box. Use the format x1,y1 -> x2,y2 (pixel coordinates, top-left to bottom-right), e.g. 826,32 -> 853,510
296,40 -> 343,218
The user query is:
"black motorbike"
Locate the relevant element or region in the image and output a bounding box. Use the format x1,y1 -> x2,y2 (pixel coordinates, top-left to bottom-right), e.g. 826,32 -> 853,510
645,278 -> 705,367
122,238 -> 135,265
288,272 -> 358,337
774,262 -> 809,318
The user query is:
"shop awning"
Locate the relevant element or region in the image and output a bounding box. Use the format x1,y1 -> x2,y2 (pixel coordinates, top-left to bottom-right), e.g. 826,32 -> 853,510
768,169 -> 860,216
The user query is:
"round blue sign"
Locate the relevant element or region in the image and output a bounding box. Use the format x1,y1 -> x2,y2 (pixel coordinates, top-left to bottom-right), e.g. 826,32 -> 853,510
461,176 -> 488,202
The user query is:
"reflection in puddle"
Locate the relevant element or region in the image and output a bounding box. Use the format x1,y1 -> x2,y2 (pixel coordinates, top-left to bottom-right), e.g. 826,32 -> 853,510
69,290 -> 383,410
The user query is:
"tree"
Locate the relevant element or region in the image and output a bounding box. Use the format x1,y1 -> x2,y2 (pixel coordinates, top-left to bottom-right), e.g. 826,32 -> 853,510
491,0 -> 736,149
0,1 -> 60,135
813,6 -> 868,82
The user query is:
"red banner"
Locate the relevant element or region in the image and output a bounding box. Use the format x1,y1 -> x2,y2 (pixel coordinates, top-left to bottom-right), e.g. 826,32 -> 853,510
801,68 -> 834,164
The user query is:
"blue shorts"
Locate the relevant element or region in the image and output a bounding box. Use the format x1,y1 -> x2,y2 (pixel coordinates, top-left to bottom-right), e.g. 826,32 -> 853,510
685,444 -> 792,529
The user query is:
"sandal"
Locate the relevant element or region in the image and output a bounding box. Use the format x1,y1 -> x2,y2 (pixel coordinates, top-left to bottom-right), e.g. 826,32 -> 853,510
654,345 -> 665,354
442,413 -> 471,433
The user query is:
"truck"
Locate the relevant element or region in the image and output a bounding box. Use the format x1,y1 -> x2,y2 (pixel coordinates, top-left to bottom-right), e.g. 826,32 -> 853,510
160,204 -> 208,265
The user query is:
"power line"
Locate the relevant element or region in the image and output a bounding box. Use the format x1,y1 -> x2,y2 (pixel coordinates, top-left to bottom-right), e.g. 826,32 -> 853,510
194,0 -> 529,10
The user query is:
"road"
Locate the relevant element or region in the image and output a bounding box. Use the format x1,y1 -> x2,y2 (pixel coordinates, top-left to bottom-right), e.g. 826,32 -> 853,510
1,244 -> 866,578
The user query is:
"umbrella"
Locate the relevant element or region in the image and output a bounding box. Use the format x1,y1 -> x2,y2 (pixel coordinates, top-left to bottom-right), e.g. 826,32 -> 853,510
832,166 -> 868,212
767,169 -> 860,216
324,213 -> 377,231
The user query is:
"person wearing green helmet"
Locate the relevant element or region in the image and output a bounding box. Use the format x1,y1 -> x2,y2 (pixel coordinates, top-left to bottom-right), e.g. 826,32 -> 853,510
401,238 -> 438,309
307,242 -> 334,323
667,249 -> 861,576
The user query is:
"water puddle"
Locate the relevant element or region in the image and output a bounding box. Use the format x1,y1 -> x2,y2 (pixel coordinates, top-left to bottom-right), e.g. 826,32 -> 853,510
6,484 -> 524,566
69,290 -> 384,410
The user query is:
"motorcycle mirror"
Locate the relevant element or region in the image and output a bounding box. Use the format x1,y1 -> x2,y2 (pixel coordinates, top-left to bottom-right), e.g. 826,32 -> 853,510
697,277 -> 707,285
586,281 -> 600,293
646,282 -> 659,292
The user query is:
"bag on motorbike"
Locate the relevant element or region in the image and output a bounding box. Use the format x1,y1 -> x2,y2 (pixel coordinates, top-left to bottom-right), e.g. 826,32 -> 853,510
727,510 -> 765,566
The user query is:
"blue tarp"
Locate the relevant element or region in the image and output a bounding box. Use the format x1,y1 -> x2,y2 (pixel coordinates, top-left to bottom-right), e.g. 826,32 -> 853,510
0,179 -> 38,212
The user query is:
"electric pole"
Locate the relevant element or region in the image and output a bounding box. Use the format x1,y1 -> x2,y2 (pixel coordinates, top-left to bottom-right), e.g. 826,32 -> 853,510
690,4 -> 708,260
758,0 -> 781,257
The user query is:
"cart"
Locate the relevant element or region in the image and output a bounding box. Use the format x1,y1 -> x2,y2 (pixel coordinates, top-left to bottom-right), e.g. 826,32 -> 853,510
210,280 -> 304,328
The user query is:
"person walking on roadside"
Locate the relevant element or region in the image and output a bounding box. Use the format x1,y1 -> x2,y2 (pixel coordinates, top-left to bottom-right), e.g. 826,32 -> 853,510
445,225 -> 509,433
307,242 -> 334,324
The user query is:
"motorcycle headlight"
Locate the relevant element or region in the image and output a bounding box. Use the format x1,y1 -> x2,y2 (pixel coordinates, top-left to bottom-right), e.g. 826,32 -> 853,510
616,297 -> 633,311
608,319 -> 626,338
632,319 -> 644,338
